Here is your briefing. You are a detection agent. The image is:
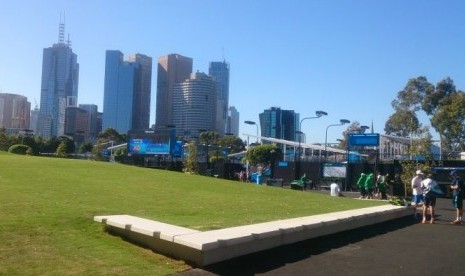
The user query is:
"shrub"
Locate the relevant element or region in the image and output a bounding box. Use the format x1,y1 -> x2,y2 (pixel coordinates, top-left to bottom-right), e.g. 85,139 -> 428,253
8,144 -> 32,155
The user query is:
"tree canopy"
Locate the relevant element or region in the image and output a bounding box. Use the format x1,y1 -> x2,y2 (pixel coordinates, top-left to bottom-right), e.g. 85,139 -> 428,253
385,76 -> 465,151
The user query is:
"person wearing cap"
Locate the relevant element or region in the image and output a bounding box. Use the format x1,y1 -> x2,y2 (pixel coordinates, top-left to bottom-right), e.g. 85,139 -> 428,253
411,170 -> 424,219
450,170 -> 464,224
420,173 -> 438,224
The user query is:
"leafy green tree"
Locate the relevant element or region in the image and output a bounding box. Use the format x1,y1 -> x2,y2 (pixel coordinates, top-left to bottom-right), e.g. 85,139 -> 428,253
199,131 -> 220,146
384,109 -> 420,137
422,77 -> 456,115
245,144 -> 281,166
56,141 -> 68,158
79,142 -> 93,154
0,132 -> 9,151
183,141 -> 199,174
431,91 -> 465,151
217,135 -> 245,154
385,76 -> 432,136
391,76 -> 434,112
21,135 -> 39,155
93,128 -> 126,161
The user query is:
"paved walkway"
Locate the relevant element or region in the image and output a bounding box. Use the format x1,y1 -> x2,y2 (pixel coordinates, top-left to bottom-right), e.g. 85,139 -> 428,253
181,196 -> 465,275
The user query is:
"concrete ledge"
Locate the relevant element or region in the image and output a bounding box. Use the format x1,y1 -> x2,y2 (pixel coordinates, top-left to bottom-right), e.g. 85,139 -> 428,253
94,205 -> 410,266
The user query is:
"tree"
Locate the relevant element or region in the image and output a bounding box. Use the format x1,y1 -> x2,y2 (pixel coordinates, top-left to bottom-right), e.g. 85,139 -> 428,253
0,132 -> 9,151
422,77 -> 456,115
79,142 -> 93,154
384,109 -> 420,137
245,144 -> 281,167
217,135 -> 245,154
93,128 -> 125,161
55,141 -> 68,158
431,92 -> 465,151
386,76 -> 465,152
385,76 -> 432,136
183,141 -> 199,174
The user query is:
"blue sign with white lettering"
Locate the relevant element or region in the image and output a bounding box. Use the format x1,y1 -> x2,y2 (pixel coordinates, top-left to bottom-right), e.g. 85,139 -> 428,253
348,133 -> 380,146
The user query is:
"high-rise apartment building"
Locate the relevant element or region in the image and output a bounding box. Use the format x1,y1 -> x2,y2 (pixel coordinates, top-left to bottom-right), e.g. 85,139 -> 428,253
172,72 -> 217,140
155,54 -> 193,128
259,107 -> 299,142
37,21 -> 79,138
208,61 -> 230,135
103,50 -> 152,134
227,106 -> 239,136
0,93 -> 31,130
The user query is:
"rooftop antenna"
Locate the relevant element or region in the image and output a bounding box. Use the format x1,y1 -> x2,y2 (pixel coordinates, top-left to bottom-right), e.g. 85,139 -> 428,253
58,12 -> 65,44
66,34 -> 72,48
222,47 -> 225,62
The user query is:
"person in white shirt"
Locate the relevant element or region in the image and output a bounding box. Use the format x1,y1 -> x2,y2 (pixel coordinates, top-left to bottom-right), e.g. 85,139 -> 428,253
420,173 -> 438,224
411,170 -> 424,219
330,183 -> 341,197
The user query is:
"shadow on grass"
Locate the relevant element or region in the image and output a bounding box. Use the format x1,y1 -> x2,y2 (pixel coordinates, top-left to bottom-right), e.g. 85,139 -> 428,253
182,216 -> 416,276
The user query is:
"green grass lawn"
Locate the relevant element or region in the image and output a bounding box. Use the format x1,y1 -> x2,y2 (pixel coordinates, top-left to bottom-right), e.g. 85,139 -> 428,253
0,152 -> 387,274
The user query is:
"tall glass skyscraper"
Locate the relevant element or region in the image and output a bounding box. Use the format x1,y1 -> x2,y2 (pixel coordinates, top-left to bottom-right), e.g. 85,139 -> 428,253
103,50 -> 152,134
208,61 -> 230,135
37,22 -> 79,138
259,107 -> 299,142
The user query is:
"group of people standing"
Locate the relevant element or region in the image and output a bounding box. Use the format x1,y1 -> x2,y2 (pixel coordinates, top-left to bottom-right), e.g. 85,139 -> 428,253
411,169 -> 464,224
356,172 -> 389,200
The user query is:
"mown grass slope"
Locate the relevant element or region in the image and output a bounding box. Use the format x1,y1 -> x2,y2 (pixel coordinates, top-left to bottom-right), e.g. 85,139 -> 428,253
0,152 -> 386,274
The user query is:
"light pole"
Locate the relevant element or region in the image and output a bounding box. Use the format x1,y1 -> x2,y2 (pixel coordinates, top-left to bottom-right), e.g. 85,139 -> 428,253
244,120 -> 258,144
295,110 -> 328,180
325,119 -> 350,160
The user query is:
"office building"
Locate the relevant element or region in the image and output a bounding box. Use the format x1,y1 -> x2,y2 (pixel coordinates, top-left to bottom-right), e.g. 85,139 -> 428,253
37,21 -> 79,138
65,106 -> 89,146
29,105 -> 39,134
103,50 -> 152,134
259,107 -> 299,142
172,72 -> 217,140
155,54 -> 193,128
227,106 -> 239,136
79,104 -> 100,142
0,93 -> 31,131
208,61 -> 230,134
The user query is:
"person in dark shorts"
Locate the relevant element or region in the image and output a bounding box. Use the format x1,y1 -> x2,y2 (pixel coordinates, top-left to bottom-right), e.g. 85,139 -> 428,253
420,173 -> 438,224
450,170 -> 464,224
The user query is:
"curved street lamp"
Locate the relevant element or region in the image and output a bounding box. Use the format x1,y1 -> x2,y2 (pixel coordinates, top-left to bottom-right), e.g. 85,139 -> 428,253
295,110 -> 328,180
244,120 -> 259,144
325,119 -> 350,159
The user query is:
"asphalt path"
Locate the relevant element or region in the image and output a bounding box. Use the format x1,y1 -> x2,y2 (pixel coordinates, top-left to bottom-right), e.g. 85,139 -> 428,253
181,196 -> 465,276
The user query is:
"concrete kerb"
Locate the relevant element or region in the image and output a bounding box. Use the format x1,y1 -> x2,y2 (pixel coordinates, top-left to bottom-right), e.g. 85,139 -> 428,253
94,205 -> 410,266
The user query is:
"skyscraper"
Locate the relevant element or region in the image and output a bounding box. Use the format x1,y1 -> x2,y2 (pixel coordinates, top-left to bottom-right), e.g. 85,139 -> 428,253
37,21 -> 79,138
0,93 -> 31,131
155,54 -> 192,128
259,107 -> 299,142
102,50 -> 152,134
208,61 -> 230,135
227,106 -> 239,136
79,104 -> 100,142
172,72 -> 217,140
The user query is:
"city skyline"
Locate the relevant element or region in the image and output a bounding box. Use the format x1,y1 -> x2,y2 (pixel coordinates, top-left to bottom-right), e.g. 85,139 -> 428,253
1,1 -> 464,144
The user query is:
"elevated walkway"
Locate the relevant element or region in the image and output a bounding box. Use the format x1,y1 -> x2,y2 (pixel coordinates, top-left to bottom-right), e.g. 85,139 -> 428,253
94,204 -> 409,266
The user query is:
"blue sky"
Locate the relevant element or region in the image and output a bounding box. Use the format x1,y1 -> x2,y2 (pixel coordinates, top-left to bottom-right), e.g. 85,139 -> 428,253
1,0 -> 464,144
